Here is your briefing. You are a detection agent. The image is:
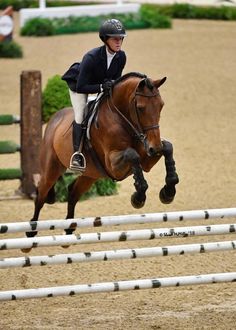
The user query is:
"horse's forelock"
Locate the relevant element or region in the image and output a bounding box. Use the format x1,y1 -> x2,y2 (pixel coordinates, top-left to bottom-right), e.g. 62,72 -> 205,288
145,78 -> 154,91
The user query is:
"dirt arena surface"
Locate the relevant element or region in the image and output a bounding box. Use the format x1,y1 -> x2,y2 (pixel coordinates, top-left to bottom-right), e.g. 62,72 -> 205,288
0,13 -> 236,329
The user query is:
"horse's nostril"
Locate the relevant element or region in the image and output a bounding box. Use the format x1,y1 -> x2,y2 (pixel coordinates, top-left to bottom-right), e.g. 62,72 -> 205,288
149,145 -> 163,157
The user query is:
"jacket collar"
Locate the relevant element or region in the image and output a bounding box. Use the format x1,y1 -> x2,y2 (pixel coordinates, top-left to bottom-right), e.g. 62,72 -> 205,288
100,45 -> 120,59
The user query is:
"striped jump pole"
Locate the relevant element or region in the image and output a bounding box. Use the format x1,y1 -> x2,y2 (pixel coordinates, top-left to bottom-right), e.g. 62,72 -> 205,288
0,223 -> 235,250
1,207 -> 236,234
0,272 -> 235,301
0,240 -> 235,269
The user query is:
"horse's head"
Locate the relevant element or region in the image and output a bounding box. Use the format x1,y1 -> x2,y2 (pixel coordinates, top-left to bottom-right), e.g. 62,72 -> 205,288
111,73 -> 166,157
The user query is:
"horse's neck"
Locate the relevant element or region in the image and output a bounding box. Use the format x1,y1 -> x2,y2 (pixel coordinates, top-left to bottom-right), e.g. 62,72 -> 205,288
112,80 -> 137,116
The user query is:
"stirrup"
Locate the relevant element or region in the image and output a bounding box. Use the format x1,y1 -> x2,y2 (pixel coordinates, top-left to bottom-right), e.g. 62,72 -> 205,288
69,151 -> 86,173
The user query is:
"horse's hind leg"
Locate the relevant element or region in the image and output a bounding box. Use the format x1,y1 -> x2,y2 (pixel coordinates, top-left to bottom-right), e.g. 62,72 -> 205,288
159,140 -> 179,204
26,159 -> 65,238
65,175 -> 96,235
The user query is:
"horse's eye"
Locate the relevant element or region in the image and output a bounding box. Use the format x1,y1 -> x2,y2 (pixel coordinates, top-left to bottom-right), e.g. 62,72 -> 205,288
137,106 -> 145,112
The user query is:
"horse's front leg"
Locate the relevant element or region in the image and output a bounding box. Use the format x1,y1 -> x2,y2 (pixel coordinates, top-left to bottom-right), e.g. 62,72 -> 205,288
123,148 -> 148,209
159,140 -> 179,204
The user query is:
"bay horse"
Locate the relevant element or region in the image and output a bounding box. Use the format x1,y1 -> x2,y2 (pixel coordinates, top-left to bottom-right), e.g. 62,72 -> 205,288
27,72 -> 179,238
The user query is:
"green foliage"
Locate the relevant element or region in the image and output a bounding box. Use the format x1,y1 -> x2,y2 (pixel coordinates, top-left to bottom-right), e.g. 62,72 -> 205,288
0,41 -> 23,58
0,1 -> 90,10
0,168 -> 22,180
20,9 -> 171,36
0,0 -> 38,10
0,141 -> 19,154
42,74 -> 71,122
21,17 -> 55,36
52,13 -> 152,36
149,4 -> 236,21
140,5 -> 172,28
55,174 -> 118,203
0,114 -> 19,125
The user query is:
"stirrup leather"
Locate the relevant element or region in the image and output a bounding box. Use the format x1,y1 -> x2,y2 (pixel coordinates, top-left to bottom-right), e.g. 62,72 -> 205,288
69,151 -> 86,173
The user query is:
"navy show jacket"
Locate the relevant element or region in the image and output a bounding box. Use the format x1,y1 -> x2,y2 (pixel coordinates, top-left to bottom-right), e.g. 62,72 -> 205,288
62,45 -> 126,94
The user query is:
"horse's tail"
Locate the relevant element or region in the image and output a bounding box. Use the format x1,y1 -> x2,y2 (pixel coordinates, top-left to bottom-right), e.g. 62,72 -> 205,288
45,185 -> 56,204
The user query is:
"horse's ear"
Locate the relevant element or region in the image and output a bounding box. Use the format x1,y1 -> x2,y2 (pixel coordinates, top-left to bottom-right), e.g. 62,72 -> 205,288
154,77 -> 167,88
138,78 -> 146,89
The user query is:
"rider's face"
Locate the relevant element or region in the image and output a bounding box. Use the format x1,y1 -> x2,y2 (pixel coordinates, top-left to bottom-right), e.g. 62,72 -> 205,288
106,37 -> 123,53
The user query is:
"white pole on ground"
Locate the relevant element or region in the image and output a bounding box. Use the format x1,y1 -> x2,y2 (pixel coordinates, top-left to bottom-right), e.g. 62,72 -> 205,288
0,272 -> 235,301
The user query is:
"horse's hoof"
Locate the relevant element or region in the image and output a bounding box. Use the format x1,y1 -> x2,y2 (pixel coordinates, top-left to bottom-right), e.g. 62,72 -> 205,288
131,193 -> 146,209
159,187 -> 175,204
61,245 -> 70,249
21,248 -> 32,253
26,231 -> 37,238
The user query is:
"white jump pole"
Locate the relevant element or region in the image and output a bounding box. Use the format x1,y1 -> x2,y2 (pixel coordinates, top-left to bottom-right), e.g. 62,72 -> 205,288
0,224 -> 235,250
0,272 -> 235,301
1,208 -> 236,234
0,240 -> 235,269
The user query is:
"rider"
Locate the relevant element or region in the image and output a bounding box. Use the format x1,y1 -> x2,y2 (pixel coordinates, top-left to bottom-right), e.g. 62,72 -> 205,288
62,18 -> 127,172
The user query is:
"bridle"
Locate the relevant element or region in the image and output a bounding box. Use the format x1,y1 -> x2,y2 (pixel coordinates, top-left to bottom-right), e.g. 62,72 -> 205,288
107,78 -> 161,149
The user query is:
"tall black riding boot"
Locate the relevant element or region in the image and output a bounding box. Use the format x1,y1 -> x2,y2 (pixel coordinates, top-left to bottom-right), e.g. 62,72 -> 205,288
73,121 -> 83,151
69,121 -> 86,172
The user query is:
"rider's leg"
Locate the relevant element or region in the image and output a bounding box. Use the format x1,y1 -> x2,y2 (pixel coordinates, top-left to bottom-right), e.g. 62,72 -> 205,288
69,90 -> 88,170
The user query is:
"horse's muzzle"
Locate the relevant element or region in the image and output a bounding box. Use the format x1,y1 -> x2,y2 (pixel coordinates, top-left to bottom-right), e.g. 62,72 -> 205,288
147,142 -> 163,157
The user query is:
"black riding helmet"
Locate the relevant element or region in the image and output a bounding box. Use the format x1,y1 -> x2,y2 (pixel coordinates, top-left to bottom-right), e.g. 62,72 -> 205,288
99,19 -> 126,42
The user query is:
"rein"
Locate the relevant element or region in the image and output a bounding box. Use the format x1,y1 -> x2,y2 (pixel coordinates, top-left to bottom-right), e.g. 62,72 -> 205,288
106,81 -> 160,147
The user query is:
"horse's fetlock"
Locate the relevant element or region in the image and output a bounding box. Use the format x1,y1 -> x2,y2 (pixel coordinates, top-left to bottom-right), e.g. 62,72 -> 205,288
166,174 -> 179,186
134,179 -> 148,193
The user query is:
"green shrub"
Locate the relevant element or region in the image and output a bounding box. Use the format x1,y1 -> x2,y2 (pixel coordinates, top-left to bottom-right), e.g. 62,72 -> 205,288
0,41 -> 23,58
0,168 -> 22,180
55,174 -> 118,202
20,9 -> 172,37
42,74 -> 71,122
152,4 -> 236,21
21,17 -> 55,36
0,1 -> 89,10
0,0 -> 38,10
140,5 -> 172,28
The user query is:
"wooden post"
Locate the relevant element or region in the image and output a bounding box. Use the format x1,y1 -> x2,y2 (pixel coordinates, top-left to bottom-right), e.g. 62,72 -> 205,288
20,71 -> 42,198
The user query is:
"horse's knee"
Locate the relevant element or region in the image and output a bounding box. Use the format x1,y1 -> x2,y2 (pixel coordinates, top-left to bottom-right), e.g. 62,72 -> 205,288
162,140 -> 173,158
123,148 -> 140,165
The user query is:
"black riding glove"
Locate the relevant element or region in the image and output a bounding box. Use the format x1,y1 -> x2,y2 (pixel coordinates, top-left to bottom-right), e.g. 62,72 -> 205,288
101,80 -> 114,93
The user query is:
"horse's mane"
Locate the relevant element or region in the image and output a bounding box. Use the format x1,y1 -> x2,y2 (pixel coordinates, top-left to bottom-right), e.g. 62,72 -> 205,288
114,72 -> 147,85
114,72 -> 154,90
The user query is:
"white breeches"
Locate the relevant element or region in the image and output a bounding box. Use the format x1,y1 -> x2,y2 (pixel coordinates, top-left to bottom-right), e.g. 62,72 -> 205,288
69,90 -> 88,124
